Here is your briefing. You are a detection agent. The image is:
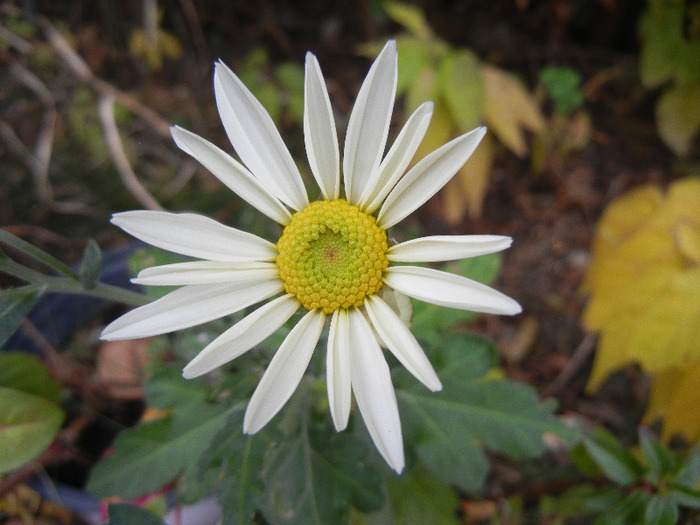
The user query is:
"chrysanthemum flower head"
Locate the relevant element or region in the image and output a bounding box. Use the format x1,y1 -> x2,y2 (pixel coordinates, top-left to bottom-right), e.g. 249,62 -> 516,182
101,41 -> 521,473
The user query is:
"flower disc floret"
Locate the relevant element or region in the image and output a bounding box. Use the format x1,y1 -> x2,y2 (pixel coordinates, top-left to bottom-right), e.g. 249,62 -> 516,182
276,199 -> 389,314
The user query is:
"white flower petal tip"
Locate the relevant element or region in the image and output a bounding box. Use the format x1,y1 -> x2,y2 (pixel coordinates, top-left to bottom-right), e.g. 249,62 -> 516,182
365,295 -> 441,392
377,126 -> 488,229
213,60 -> 308,211
384,266 -> 522,316
343,40 -> 398,205
347,308 -> 405,474
304,52 -> 340,201
243,309 -> 326,434
387,235 -> 513,263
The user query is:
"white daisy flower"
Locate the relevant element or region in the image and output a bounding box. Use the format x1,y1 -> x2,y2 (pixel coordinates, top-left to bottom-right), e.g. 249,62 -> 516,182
100,40 -> 521,473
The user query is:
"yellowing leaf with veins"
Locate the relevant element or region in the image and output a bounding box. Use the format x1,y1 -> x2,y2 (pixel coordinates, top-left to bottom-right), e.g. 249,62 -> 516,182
481,65 -> 545,157
584,177 -> 700,392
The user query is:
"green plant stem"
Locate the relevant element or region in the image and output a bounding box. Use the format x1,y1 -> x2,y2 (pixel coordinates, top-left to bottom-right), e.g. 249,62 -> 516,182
0,229 -> 78,279
0,257 -> 148,307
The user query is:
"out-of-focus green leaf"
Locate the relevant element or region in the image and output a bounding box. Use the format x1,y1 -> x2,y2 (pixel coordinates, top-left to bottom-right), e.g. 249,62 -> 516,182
582,433 -> 642,486
594,490 -> 648,525
655,84 -> 700,156
638,0 -> 684,88
0,353 -> 61,402
384,0 -> 432,41
437,49 -> 483,132
539,67 -> 586,115
643,495 -> 679,525
78,239 -> 102,289
383,463 -> 460,525
672,445 -> 700,489
395,37 -> 434,95
0,386 -> 64,473
0,284 -> 45,347
105,502 -> 164,525
668,483 -> 700,509
639,428 -> 673,482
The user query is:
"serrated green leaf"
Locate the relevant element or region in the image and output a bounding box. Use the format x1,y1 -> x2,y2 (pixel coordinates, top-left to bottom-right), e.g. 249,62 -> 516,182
594,489 -> 648,525
86,401 -> 237,499
437,49 -> 483,132
639,427 -> 673,481
583,434 -> 642,486
259,422 -> 383,525
0,386 -> 65,473
0,353 -> 61,402
105,502 -> 164,525
396,340 -> 574,491
644,495 -> 679,525
78,239 -> 102,289
0,285 -> 45,347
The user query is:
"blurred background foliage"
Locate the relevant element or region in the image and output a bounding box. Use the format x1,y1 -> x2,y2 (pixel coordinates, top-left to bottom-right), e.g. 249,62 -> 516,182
1,0 -> 700,523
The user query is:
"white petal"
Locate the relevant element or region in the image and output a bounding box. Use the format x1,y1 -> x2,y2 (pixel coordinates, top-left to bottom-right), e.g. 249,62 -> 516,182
111,210 -> 277,262
360,102 -> 433,213
171,126 -> 292,225
377,127 -> 487,229
343,40 -> 397,206
214,61 -> 308,211
132,261 -> 279,286
365,295 -> 441,391
347,308 -> 404,473
387,235 -> 513,263
244,309 -> 326,433
182,294 -> 300,378
100,279 -> 283,340
384,266 -> 522,315
327,309 -> 351,431
304,52 -> 340,200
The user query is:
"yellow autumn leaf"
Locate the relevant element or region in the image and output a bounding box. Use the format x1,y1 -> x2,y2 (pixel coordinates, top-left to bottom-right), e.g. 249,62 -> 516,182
584,177 -> 700,392
443,132 -> 493,222
644,362 -> 700,442
481,65 -> 545,157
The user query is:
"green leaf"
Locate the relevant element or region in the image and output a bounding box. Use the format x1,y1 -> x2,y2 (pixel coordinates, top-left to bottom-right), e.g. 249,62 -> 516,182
259,422 -> 384,525
643,495 -> 678,525
0,285 -> 45,347
395,37 -> 433,96
0,353 -> 61,402
655,84 -> 700,157
594,490 -> 648,525
86,400 -> 237,499
639,427 -> 673,482
672,445 -> 700,489
668,483 -> 700,509
582,432 -> 643,486
0,386 -> 65,473
199,410 -> 269,524
78,239 -> 103,289
437,49 -> 483,132
105,502 -> 164,525
396,337 -> 575,492
383,463 -> 460,525
383,1 -> 432,40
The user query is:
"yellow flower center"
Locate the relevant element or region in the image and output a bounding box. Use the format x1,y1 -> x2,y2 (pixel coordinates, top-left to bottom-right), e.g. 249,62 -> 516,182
276,199 -> 389,314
